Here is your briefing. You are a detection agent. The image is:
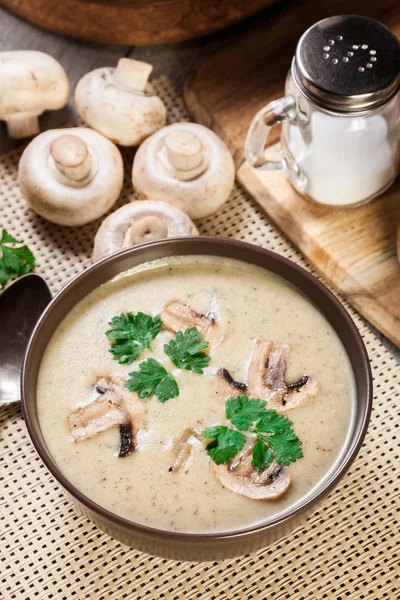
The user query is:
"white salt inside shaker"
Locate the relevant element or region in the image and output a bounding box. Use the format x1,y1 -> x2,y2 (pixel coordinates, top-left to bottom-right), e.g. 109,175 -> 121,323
288,104 -> 397,206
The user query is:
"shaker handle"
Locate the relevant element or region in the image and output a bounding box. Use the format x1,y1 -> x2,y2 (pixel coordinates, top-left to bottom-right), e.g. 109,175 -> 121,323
245,95 -> 297,170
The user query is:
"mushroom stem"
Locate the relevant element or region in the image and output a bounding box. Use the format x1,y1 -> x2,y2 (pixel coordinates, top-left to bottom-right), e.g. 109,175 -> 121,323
166,131 -> 203,171
6,114 -> 40,139
127,216 -> 168,245
49,134 -> 95,185
161,131 -> 208,181
170,428 -> 204,473
114,58 -> 152,93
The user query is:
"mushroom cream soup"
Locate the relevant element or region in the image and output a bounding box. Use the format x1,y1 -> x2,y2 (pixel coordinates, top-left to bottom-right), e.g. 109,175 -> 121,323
37,255 -> 355,533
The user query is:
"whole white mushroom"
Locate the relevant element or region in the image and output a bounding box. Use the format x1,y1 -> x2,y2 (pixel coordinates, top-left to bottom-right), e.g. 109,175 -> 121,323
131,122 -> 235,219
18,128 -> 123,226
0,51 -> 69,139
92,200 -> 199,262
75,58 -> 166,147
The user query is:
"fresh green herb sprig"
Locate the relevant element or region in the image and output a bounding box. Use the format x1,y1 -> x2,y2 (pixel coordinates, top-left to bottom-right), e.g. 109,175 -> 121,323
202,395 -> 303,471
112,322 -> 210,403
201,425 -> 246,464
226,395 -> 266,430
125,358 -> 179,403
106,312 -> 162,364
0,229 -> 35,289
164,327 -> 210,374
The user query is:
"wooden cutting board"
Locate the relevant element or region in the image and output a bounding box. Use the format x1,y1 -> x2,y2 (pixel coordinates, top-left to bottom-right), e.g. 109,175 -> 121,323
184,0 -> 400,347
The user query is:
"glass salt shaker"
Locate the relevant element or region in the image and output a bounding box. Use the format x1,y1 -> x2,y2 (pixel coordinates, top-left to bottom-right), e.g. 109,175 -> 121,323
245,15 -> 400,207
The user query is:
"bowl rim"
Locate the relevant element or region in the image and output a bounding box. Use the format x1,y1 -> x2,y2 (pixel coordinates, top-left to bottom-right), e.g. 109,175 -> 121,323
21,236 -> 373,542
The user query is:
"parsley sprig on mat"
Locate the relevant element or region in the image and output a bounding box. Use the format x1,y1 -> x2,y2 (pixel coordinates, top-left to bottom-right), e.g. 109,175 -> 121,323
0,229 -> 35,289
125,358 -> 179,403
106,312 -> 162,364
164,327 -> 210,374
202,395 -> 303,471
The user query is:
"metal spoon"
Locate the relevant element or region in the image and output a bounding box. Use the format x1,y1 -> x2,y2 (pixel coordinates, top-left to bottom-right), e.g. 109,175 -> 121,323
0,274 -> 51,406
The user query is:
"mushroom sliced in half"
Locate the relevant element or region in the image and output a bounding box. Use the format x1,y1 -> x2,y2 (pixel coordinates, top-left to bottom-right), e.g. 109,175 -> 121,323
0,51 -> 69,139
18,128 -> 123,226
92,200 -> 198,262
170,428 -> 204,473
248,340 -> 320,411
67,376 -> 146,457
132,122 -> 235,219
212,443 -> 291,500
161,300 -> 222,349
214,368 -> 248,400
75,58 -> 166,146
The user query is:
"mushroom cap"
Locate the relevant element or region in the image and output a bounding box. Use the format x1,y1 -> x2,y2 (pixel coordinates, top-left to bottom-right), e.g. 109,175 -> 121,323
67,376 -> 146,446
18,127 -> 123,227
75,62 -> 166,147
214,368 -> 248,400
92,200 -> 199,262
212,458 -> 291,500
0,51 -> 69,118
248,340 -> 320,411
132,122 -> 235,219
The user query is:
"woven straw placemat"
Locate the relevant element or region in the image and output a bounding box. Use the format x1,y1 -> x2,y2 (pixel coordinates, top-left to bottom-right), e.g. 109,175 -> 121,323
1,77 -> 399,600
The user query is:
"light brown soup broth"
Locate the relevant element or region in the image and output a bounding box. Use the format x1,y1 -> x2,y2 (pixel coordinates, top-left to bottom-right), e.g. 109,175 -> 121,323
37,256 -> 354,533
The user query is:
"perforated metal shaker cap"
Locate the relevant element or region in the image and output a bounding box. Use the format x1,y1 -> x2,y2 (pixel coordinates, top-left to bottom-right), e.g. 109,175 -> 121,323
293,15 -> 400,112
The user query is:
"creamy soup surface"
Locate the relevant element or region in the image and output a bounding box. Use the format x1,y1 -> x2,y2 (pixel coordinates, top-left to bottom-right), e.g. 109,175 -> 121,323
37,255 -> 355,533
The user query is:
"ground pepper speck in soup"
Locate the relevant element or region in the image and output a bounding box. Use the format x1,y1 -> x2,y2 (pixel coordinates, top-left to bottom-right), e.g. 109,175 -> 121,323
37,256 -> 355,533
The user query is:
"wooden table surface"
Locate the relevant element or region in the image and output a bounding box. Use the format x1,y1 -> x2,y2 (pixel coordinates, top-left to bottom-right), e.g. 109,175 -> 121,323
0,4 -> 398,361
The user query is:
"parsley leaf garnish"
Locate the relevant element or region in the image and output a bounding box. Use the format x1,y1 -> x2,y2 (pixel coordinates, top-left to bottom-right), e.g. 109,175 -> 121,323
0,229 -> 35,289
164,327 -> 211,374
125,358 -> 179,403
202,426 -> 246,465
252,439 -> 275,472
250,409 -> 303,469
106,312 -> 162,364
258,430 -> 303,466
226,395 -> 266,430
202,395 -> 303,471
254,409 -> 292,435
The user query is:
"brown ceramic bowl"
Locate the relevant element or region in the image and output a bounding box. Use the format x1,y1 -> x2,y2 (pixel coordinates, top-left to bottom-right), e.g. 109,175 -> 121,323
22,237 -> 372,561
